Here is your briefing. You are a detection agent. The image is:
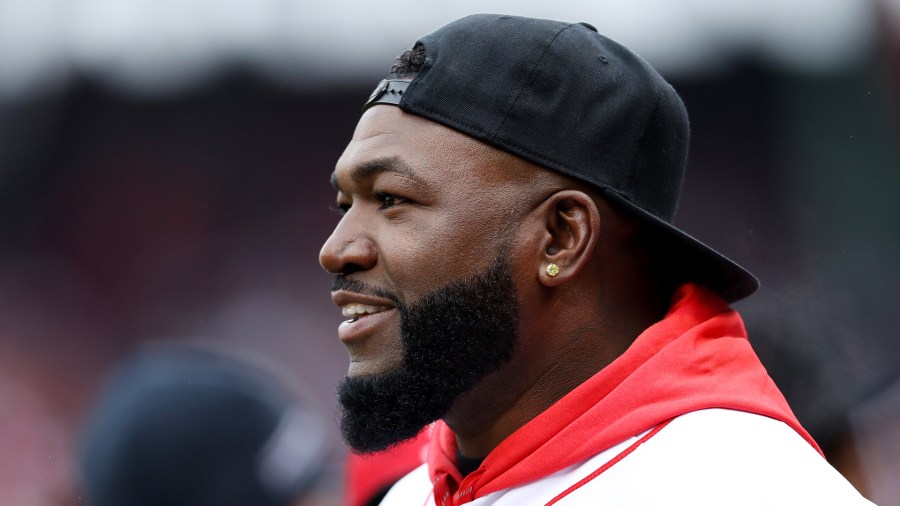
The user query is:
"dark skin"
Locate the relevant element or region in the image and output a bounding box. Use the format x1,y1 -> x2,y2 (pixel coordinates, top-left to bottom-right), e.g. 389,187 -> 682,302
320,106 -> 667,457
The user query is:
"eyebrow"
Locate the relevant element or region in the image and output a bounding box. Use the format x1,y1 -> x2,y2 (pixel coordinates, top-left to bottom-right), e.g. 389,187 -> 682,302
330,156 -> 425,192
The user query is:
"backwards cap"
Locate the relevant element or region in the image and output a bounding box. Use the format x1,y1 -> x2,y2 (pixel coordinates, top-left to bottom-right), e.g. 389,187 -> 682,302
365,14 -> 758,302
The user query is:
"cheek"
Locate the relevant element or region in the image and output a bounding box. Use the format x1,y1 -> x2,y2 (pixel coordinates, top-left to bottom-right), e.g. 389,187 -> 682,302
380,211 -> 507,298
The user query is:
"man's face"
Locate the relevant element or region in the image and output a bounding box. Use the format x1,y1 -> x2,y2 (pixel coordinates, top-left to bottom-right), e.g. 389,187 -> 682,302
320,106 -> 533,452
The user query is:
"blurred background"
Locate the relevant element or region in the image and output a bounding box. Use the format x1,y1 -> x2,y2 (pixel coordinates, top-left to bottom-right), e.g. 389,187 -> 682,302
0,0 -> 898,504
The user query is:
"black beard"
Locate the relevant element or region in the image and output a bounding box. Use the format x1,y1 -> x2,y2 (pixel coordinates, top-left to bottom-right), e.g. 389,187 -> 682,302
335,255 -> 520,454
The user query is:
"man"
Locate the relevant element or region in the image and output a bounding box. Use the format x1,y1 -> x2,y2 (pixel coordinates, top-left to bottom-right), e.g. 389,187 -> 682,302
320,14 -> 874,505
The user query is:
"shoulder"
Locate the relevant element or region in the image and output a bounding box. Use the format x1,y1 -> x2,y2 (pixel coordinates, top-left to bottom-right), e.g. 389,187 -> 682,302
379,464 -> 434,506
558,409 -> 875,505
379,410 -> 875,506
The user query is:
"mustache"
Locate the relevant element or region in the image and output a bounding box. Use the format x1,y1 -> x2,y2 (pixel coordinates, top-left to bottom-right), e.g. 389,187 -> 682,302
331,276 -> 401,306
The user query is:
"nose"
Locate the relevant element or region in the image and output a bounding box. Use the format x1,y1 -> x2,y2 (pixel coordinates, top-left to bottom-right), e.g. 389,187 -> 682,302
319,212 -> 377,275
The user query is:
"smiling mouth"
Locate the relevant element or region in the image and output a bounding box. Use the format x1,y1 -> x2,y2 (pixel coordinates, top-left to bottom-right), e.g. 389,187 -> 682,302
341,303 -> 392,323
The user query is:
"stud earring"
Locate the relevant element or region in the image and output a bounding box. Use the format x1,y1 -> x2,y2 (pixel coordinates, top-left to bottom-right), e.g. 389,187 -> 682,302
545,263 -> 560,277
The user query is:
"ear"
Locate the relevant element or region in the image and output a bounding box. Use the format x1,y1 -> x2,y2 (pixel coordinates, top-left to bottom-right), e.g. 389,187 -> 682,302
533,190 -> 601,287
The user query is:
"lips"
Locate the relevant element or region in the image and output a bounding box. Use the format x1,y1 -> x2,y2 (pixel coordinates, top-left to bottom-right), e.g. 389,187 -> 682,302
331,290 -> 398,346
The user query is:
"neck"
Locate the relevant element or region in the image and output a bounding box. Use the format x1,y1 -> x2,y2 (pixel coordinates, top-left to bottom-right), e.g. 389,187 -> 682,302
444,286 -> 665,458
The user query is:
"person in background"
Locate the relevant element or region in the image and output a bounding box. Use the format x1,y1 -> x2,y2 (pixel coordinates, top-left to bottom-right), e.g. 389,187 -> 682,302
79,342 -> 330,506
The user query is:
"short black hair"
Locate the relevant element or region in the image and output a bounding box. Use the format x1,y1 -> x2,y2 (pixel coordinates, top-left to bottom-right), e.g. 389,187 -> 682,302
389,44 -> 426,79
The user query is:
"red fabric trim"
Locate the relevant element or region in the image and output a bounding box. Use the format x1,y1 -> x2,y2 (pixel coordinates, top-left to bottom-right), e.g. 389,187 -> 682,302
345,428 -> 430,506
544,419 -> 673,505
427,284 -> 821,506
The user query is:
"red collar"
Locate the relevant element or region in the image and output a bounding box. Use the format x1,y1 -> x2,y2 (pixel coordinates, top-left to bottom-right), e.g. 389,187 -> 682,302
427,284 -> 819,505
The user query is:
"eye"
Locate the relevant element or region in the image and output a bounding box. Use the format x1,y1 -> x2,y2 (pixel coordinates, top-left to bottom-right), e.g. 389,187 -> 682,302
374,192 -> 407,209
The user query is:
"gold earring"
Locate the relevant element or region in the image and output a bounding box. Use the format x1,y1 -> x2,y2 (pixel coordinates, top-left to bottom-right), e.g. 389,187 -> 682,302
545,263 -> 560,277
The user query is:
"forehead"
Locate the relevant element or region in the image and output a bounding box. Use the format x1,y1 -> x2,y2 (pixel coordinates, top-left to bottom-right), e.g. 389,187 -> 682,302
334,106 -> 522,189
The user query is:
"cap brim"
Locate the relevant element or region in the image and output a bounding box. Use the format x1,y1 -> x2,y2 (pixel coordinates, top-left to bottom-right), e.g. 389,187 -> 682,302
602,190 -> 759,303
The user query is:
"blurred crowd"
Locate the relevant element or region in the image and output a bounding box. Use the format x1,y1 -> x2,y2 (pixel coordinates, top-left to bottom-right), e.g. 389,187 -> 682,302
1,1 -> 899,505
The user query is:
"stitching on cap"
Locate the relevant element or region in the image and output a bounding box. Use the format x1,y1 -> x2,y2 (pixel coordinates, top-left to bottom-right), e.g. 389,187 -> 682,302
625,65 -> 662,196
490,23 -> 577,141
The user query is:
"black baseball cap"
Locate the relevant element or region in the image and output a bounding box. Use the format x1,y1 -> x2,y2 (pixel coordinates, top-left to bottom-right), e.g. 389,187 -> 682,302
80,344 -> 328,506
364,14 -> 758,303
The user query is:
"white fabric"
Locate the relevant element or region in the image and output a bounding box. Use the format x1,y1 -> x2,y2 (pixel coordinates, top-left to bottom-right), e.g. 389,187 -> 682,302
380,409 -> 875,505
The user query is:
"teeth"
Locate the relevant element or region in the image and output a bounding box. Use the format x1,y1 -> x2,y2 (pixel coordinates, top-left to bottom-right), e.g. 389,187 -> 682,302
341,303 -> 390,318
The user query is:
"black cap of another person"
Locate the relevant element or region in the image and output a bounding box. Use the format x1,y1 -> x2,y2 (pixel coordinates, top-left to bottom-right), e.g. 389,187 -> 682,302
80,344 -> 328,506
364,14 -> 759,303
